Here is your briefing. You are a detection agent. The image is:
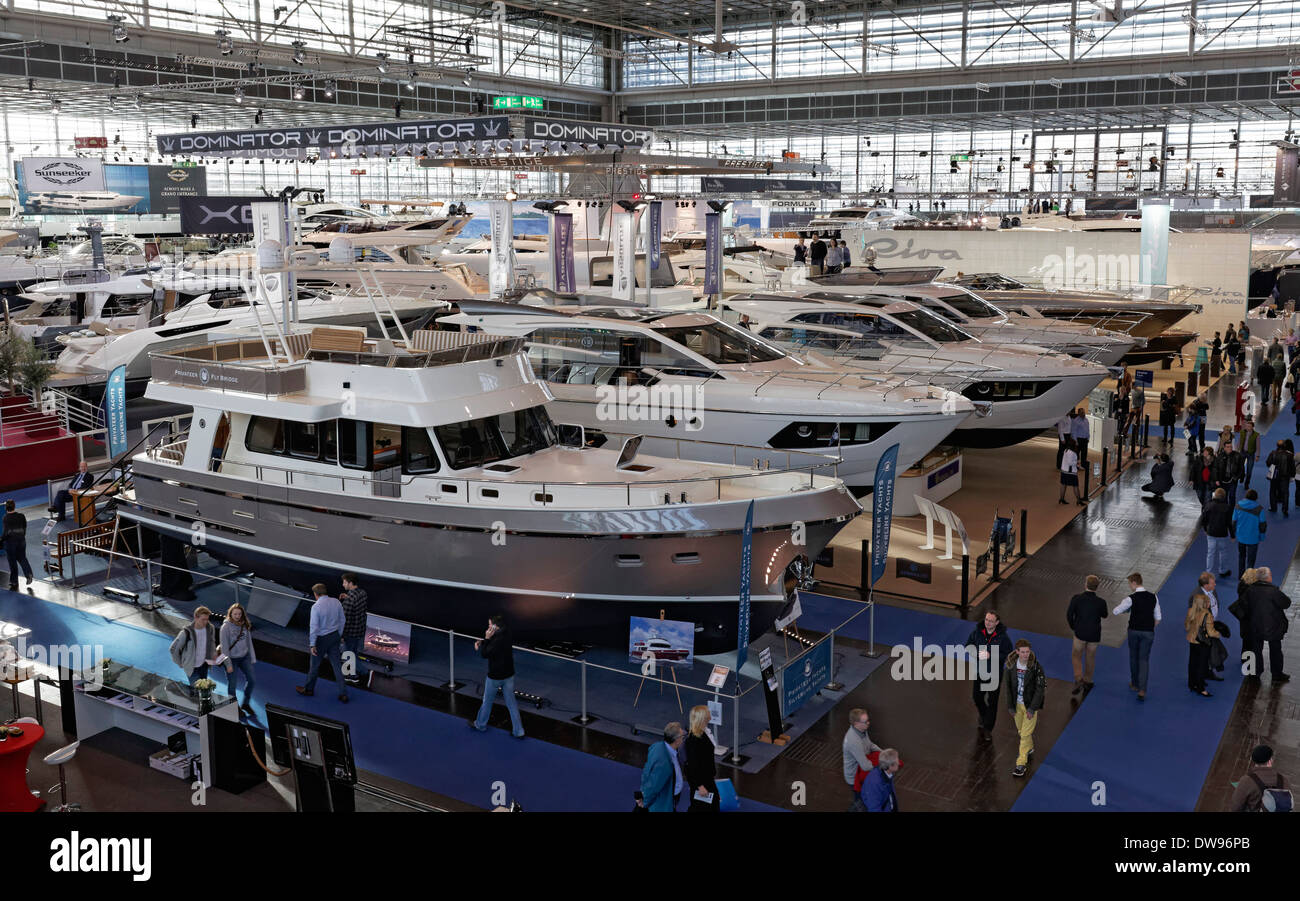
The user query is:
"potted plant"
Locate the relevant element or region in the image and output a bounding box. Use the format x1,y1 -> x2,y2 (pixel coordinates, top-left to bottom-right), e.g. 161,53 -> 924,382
193,677 -> 217,713
17,337 -> 55,398
0,331 -> 20,396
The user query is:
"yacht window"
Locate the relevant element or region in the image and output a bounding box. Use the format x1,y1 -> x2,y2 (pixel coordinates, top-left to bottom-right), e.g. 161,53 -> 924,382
99,293 -> 152,317
321,422 -> 338,464
372,424 -> 402,470
339,420 -> 371,469
246,416 -> 284,455
939,293 -> 1001,319
918,300 -> 966,324
435,407 -> 555,470
654,322 -> 785,364
891,310 -> 973,343
403,426 -> 440,473
287,421 -> 322,459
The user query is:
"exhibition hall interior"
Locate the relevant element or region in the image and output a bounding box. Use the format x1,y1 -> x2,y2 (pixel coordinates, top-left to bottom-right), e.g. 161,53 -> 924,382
0,0 -> 1298,839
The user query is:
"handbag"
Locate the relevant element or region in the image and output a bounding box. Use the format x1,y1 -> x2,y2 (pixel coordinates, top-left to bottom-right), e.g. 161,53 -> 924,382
1196,614 -> 1212,646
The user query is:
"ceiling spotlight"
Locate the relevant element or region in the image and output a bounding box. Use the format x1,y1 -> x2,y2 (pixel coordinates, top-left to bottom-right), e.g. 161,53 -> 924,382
1168,73 -> 1187,87
975,83 -> 989,93
112,70 -> 121,89
291,41 -> 307,65
706,200 -> 729,212
461,71 -> 472,87
108,14 -> 128,43
191,113 -> 199,128
323,79 -> 336,98
273,5 -> 288,20
51,99 -> 61,115
504,189 -> 519,202
1048,77 -> 1062,90
255,109 -> 263,125
1181,11 -> 1207,35
406,71 -> 418,91
394,99 -> 402,118
135,93 -> 144,109
405,45 -> 416,65
26,77 -> 33,91
234,85 -> 245,103
293,84 -> 305,100
1216,167 -> 1226,177
376,52 -> 389,73
534,200 -> 569,213
216,29 -> 234,55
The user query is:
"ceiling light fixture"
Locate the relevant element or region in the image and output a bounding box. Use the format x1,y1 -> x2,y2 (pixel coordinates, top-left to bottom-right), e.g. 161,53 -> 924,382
216,29 -> 234,55
323,79 -> 336,98
291,40 -> 307,65
234,85 -> 245,103
108,14 -> 128,43
293,84 -> 305,100
376,52 -> 389,73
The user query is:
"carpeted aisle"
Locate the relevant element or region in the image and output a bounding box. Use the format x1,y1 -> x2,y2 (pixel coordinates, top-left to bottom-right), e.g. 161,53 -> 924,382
0,590 -> 783,812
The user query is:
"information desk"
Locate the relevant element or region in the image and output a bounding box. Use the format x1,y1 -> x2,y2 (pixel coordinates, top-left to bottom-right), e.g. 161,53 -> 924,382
73,661 -> 238,788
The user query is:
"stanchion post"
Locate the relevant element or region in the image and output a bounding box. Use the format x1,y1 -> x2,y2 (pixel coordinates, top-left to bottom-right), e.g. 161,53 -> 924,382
1101,446 -> 1109,489
448,630 -> 455,691
146,560 -> 153,609
1019,508 -> 1027,557
1083,460 -> 1091,498
991,536 -> 1001,582
731,689 -> 741,765
1143,414 -> 1151,448
578,661 -> 590,725
960,553 -> 970,615
860,538 -> 869,599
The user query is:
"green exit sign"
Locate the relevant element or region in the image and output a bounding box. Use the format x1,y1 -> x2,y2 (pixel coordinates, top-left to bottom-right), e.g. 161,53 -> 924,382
949,154 -> 971,162
493,95 -> 544,110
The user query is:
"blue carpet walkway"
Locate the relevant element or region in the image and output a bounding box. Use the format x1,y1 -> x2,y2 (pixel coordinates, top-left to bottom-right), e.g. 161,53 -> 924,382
0,590 -> 783,812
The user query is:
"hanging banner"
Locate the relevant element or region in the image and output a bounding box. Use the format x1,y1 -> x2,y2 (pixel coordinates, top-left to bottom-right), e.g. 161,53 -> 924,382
612,210 -> 635,300
647,201 -> 662,271
870,443 -> 901,587
105,365 -> 129,460
146,165 -> 208,214
1139,199 -> 1170,289
488,200 -> 514,298
156,116 -> 511,159
736,500 -> 755,673
521,116 -> 654,149
704,212 -> 722,296
701,177 -> 841,195
21,157 -> 106,193
179,195 -> 262,234
551,212 -> 576,293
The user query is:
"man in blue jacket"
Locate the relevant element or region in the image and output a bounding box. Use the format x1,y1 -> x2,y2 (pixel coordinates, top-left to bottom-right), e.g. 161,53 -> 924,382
1233,488 -> 1266,576
860,748 -> 901,812
639,722 -> 686,812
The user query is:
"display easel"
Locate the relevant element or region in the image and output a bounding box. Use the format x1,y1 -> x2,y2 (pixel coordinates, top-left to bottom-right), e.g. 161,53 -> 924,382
632,609 -> 684,714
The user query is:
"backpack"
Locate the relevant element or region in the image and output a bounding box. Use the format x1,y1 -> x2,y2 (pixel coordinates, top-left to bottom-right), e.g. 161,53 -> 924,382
1251,774 -> 1293,812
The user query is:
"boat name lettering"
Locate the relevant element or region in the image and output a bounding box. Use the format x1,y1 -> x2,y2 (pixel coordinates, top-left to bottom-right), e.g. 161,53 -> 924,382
862,237 -> 962,261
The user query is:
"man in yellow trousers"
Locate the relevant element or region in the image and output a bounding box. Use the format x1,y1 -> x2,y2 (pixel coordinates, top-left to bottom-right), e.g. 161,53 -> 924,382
1004,638 -> 1047,778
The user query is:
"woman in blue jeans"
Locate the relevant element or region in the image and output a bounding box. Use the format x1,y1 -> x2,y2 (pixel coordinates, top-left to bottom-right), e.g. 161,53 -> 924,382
220,602 -> 257,716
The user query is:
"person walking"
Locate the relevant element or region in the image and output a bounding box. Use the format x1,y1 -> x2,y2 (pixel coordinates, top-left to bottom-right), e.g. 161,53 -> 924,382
1259,353 -> 1275,409
1159,388 -> 1177,445
809,234 -> 827,276
1236,566 -> 1291,683
1266,440 -> 1295,515
1059,436 -> 1084,505
1225,330 -> 1241,375
792,237 -> 807,265
1141,453 -> 1174,500
859,749 -> 901,812
1055,410 -> 1073,468
1210,332 -> 1222,370
169,606 -> 218,692
1239,418 -> 1260,486
1131,382 -> 1147,437
1273,352 -> 1288,405
842,707 -> 884,800
638,722 -> 685,812
1004,639 -> 1046,777
965,611 -> 1013,738
1213,440 -> 1242,507
1228,745 -> 1291,812
1196,572 -> 1227,682
471,614 -> 524,737
1199,487 -> 1234,577
825,239 -> 842,273
1192,447 -> 1215,506
684,705 -> 720,811
296,583 -> 349,703
2,500 -> 33,591
1184,402 -> 1204,456
1186,592 -> 1220,697
1066,576 -> 1108,696
1113,572 -> 1161,701
1070,406 -> 1090,468
219,602 -> 256,715
339,573 -> 369,687
1232,488 -> 1266,576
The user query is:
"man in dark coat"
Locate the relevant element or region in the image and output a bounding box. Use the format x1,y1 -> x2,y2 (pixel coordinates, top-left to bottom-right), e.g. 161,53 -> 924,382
1237,566 -> 1291,682
1141,453 -> 1175,500
809,235 -> 828,276
1066,575 -> 1108,695
965,609 -> 1014,738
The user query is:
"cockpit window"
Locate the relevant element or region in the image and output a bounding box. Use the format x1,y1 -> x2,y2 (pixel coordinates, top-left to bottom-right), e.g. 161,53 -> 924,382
654,322 -> 785,364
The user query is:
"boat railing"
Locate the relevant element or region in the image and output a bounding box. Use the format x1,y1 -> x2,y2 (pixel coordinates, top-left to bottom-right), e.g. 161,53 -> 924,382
141,433 -> 841,505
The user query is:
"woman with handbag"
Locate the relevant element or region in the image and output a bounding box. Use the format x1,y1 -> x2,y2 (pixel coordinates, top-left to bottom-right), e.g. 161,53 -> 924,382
683,705 -> 720,811
219,602 -> 257,716
1186,593 -> 1220,697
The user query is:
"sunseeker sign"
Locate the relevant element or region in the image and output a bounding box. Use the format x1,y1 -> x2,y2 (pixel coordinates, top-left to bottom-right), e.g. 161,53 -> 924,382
156,116 -> 511,159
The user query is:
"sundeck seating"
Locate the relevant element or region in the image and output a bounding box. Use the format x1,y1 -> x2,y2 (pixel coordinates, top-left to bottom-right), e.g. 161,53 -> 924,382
309,325 -> 367,353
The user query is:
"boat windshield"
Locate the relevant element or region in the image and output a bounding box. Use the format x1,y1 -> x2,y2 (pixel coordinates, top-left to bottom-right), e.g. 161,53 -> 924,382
435,406 -> 556,470
938,292 -> 1003,320
891,309 -> 974,343
654,322 -> 786,364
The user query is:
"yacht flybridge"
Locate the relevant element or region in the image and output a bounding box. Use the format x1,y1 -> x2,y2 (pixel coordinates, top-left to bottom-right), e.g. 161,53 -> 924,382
720,294 -> 1109,447
121,326 -> 860,651
435,299 -> 977,492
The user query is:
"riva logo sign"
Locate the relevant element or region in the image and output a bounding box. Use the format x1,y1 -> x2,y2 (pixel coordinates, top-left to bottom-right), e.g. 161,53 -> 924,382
861,237 -> 962,261
49,832 -> 152,881
34,162 -> 93,185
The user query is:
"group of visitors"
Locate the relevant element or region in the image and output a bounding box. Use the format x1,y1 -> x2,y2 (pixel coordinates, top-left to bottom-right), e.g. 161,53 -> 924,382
793,235 -> 851,276
637,704 -> 727,811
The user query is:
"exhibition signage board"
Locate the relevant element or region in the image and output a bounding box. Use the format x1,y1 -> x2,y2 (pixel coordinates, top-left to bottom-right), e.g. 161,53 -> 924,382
781,639 -> 831,717
105,366 -> 128,460
612,210 -> 635,300
521,116 -> 654,149
870,444 -> 901,587
146,165 -> 208,214
647,201 -> 661,270
74,137 -> 108,149
551,212 -> 576,293
488,200 -> 514,298
700,177 -> 841,195
1139,200 -> 1170,289
896,558 -> 933,584
156,116 -> 511,158
362,615 -> 411,664
736,499 -> 754,673
493,95 -> 544,110
704,212 -> 722,296
21,157 -> 106,192
628,616 -> 695,666
758,645 -> 784,739
179,195 -> 262,234
1135,369 -> 1154,388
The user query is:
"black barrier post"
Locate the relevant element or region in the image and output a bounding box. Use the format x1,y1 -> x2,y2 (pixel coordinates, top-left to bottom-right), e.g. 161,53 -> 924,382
1143,414 -> 1150,448
991,536 -> 1002,582
860,538 -> 869,600
1019,508 -> 1028,557
1084,458 -> 1092,497
1100,446 -> 1109,490
960,553 -> 970,616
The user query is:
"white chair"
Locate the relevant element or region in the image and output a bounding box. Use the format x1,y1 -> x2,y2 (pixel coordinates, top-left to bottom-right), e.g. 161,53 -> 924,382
44,741 -> 80,812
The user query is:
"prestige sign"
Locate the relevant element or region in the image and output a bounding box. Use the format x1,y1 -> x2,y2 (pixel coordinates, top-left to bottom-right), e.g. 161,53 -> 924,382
522,116 -> 654,149
156,116 -> 511,158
